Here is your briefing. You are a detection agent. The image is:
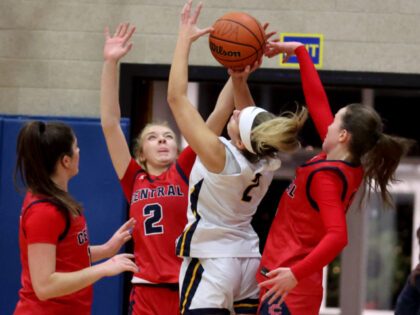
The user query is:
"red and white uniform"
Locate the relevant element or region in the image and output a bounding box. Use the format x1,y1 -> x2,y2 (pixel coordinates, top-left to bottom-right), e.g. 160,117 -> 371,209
14,191 -> 92,315
257,46 -> 363,314
120,146 -> 196,315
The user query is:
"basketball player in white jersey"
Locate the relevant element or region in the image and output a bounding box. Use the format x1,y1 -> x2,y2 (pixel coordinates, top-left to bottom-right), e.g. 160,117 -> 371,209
167,1 -> 308,314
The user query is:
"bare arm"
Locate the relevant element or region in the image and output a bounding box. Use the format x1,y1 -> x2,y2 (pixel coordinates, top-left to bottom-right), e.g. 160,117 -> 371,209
100,23 -> 136,179
167,1 -> 226,173
229,63 -> 259,110
227,21 -> 273,111
205,77 -> 234,136
28,244 -> 137,301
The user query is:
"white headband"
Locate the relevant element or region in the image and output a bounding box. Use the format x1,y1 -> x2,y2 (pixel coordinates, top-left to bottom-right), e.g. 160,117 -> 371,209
239,106 -> 267,154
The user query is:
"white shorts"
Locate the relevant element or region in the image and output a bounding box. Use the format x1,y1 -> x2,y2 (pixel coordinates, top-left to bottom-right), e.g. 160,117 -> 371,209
179,257 -> 260,314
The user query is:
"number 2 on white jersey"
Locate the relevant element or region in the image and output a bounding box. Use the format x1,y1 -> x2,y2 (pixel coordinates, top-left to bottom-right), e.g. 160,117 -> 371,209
242,173 -> 262,202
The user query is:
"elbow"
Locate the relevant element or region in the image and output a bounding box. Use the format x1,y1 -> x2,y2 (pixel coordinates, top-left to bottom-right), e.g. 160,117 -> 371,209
100,117 -> 119,133
167,93 -> 183,109
167,83 -> 186,108
33,286 -> 52,301
327,229 -> 348,251
338,233 -> 348,250
166,94 -> 176,107
166,89 -> 178,106
31,276 -> 57,301
100,119 -> 110,130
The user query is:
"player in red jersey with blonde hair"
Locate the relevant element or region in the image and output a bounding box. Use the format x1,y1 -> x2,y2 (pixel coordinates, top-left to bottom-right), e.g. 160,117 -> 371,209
13,121 -> 138,315
256,41 -> 415,315
100,21 -> 235,315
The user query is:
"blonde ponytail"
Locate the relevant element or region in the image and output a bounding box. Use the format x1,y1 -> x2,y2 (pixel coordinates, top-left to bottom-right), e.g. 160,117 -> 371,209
251,107 -> 308,157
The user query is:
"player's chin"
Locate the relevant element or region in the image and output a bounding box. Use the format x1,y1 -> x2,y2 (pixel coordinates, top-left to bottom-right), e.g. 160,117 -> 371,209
158,156 -> 176,166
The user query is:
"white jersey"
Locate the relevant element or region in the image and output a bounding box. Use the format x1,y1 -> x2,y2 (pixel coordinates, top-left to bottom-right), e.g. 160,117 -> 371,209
175,137 -> 274,258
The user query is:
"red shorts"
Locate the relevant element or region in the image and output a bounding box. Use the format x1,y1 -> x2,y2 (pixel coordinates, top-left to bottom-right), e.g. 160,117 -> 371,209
258,287 -> 322,315
128,283 -> 180,315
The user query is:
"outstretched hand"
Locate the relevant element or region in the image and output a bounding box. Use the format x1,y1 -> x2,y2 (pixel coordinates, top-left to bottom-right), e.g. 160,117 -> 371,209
179,0 -> 213,43
227,22 -> 275,79
263,22 -> 277,44
104,217 -> 136,257
104,22 -> 135,63
228,59 -> 261,81
258,267 -> 298,306
102,253 -> 138,277
264,41 -> 304,63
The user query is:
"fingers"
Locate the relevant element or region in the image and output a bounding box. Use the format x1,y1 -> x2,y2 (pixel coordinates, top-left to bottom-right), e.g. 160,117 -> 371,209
110,22 -> 135,43
250,59 -> 261,72
121,22 -> 129,37
118,253 -> 135,259
265,31 -> 277,42
263,22 -> 269,31
181,2 -> 188,21
114,24 -> 122,37
124,42 -> 134,54
261,288 -> 271,302
123,230 -> 133,242
262,22 -> 276,42
117,23 -> 126,37
282,53 -> 291,63
264,52 -> 275,58
191,1 -> 203,24
183,0 -> 192,20
198,27 -> 213,37
277,293 -> 287,306
262,285 -> 284,305
118,254 -> 138,273
266,269 -> 280,278
258,278 -> 276,289
126,261 -> 139,273
105,27 -> 110,39
123,26 -> 136,44
119,218 -> 136,231
269,290 -> 282,304
268,290 -> 284,305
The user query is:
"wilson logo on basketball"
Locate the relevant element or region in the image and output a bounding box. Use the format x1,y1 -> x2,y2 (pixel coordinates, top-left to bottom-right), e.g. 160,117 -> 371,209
209,42 -> 241,57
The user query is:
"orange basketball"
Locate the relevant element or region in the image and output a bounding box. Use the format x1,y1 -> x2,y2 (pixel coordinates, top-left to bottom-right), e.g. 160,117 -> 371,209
209,12 -> 265,71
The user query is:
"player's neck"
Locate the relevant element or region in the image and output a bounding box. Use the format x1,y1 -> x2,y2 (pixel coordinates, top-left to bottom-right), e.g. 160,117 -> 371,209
50,174 -> 69,192
326,146 -> 352,162
146,164 -> 170,176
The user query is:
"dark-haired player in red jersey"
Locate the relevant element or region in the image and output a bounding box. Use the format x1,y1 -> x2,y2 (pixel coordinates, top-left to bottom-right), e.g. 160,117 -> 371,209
100,22 -> 235,315
256,41 -> 414,315
13,121 -> 138,315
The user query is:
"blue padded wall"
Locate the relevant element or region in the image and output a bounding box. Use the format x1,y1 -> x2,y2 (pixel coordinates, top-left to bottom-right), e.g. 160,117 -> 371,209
0,114 -> 130,315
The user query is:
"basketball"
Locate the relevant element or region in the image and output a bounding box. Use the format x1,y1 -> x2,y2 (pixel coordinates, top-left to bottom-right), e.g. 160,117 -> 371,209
209,12 -> 266,71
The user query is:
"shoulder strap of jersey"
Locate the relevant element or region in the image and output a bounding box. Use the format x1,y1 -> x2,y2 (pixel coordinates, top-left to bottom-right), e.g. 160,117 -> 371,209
22,199 -> 71,242
175,161 -> 189,185
306,166 -> 348,212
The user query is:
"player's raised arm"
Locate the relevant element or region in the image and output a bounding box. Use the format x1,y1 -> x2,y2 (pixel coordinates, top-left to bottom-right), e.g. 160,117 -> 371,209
167,0 -> 226,173
100,23 -> 135,179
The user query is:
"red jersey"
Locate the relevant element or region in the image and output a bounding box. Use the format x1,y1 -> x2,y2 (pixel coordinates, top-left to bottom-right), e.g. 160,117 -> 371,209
14,191 -> 92,315
258,153 -> 363,295
257,46 -> 364,296
120,146 -> 196,284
